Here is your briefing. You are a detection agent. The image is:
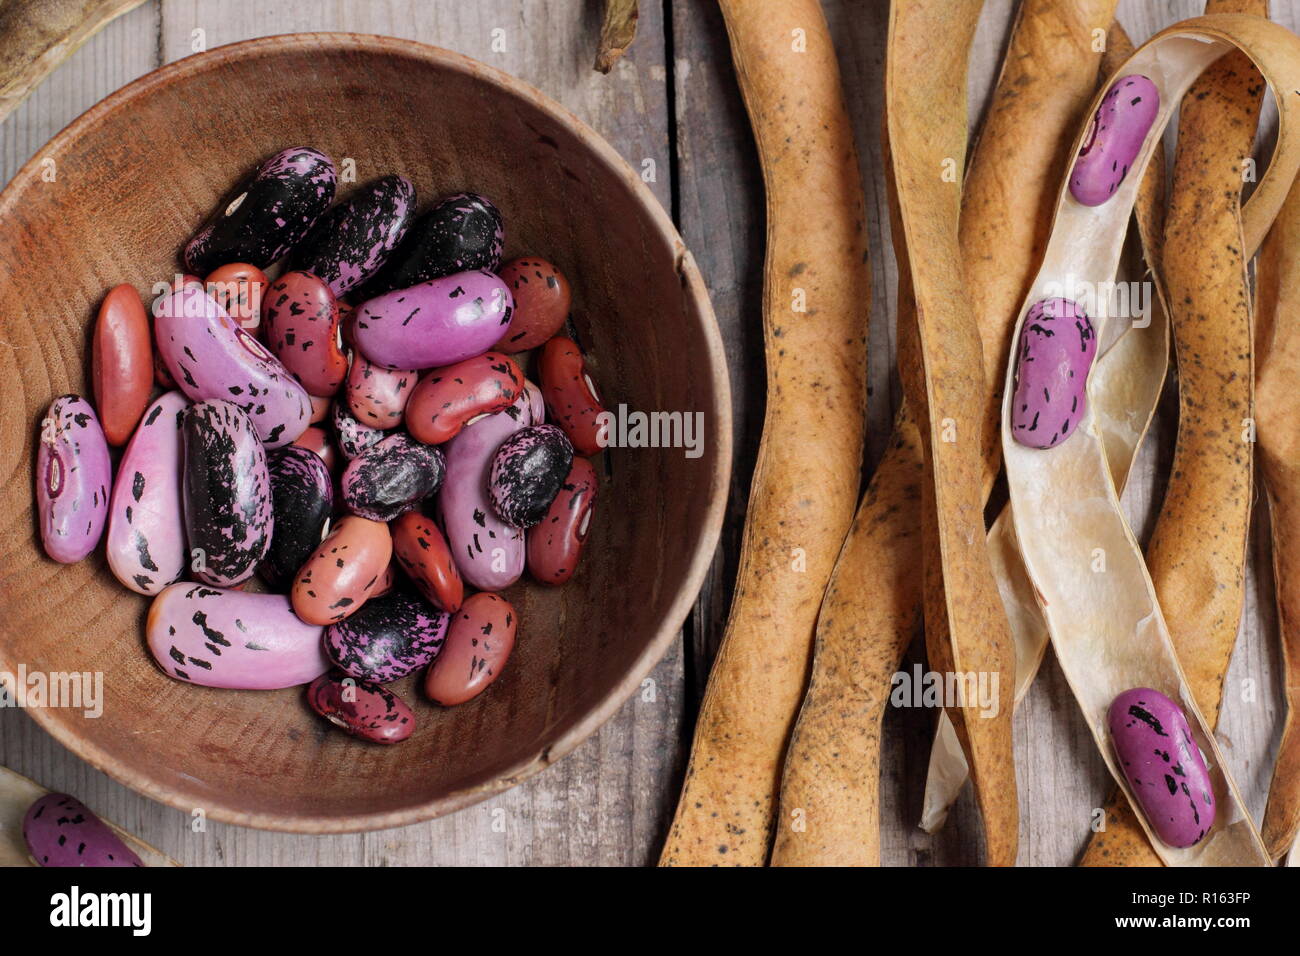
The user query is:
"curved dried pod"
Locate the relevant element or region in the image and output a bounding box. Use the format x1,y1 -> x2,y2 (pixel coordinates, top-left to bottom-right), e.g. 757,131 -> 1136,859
885,0 -> 1020,866
1079,0 -> 1266,868
771,140 -> 924,864
771,0 -> 1121,865
659,0 -> 868,866
1253,149 -> 1300,861
1001,13 -> 1300,866
921,19 -> 1170,835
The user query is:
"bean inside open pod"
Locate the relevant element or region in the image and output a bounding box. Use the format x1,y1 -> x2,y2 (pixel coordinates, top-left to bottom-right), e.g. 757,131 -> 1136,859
999,14 -> 1300,866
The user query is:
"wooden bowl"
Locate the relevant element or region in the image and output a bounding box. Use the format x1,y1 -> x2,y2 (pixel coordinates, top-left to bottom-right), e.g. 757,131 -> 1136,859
0,34 -> 730,832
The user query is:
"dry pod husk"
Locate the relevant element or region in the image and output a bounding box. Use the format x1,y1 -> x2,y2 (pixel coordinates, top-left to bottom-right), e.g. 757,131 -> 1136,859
886,0 -> 1020,866
769,125 -> 924,866
771,0 -> 1122,864
659,0 -> 869,866
922,18 -> 1170,835
1080,0 -> 1266,868
1256,166 -> 1300,860
1001,13 -> 1300,866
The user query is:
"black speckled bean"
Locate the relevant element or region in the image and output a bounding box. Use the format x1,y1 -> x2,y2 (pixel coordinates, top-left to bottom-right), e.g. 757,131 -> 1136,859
358,192 -> 504,297
324,588 -> 449,683
488,424 -> 574,528
182,400 -> 273,586
341,433 -> 445,521
291,175 -> 416,295
184,146 -> 336,274
260,445 -> 334,590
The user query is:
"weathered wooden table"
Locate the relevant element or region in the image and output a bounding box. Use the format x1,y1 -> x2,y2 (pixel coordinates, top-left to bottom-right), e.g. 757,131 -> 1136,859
1,0 -> 1293,865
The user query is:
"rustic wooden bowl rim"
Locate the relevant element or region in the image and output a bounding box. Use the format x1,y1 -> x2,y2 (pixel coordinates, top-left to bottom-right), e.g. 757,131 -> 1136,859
0,31 -> 732,834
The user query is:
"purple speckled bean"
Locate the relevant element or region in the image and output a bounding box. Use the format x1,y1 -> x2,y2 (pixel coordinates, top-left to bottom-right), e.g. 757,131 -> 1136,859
291,175 -> 415,295
331,399 -> 384,459
360,192 -> 504,297
323,588 -> 448,683
36,395 -> 111,564
353,269 -> 513,370
1010,297 -> 1097,449
307,671 -> 416,744
437,391 -> 532,590
260,445 -> 334,591
1108,687 -> 1216,849
106,391 -> 188,594
1069,75 -> 1159,207
155,286 -> 311,447
341,433 -> 445,522
24,793 -> 143,867
489,424 -> 573,528
146,582 -> 329,689
182,400 -> 272,586
184,146 -> 336,273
